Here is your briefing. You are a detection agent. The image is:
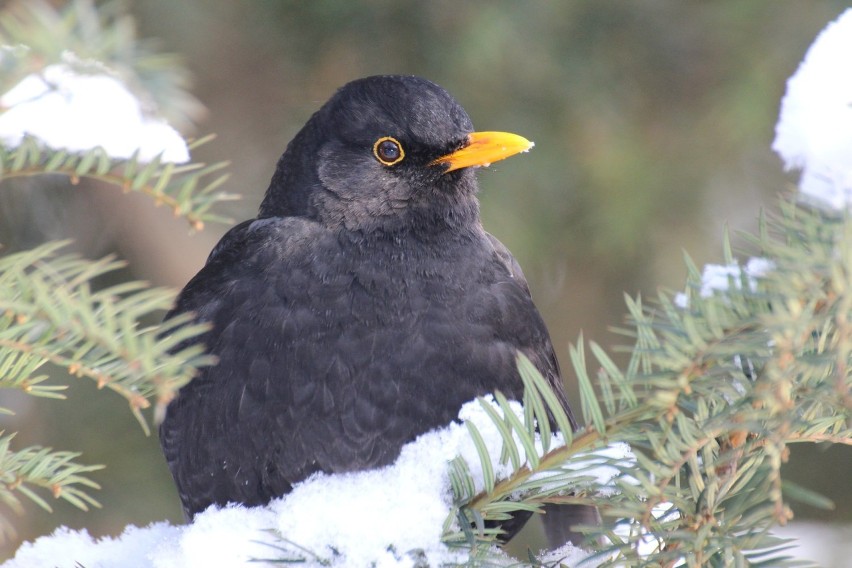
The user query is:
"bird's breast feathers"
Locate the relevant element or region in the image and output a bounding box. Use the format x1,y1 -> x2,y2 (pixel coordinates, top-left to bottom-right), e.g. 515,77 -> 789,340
223,216 -> 517,317
173,215 -> 542,390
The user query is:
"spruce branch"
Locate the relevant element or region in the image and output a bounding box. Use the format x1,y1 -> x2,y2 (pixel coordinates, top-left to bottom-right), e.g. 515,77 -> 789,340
0,0 -> 235,539
0,0 -> 203,130
0,241 -> 215,430
443,196 -> 850,567
0,135 -> 237,230
0,240 -> 213,534
0,432 -> 103,540
0,433 -> 102,514
0,1 -> 239,229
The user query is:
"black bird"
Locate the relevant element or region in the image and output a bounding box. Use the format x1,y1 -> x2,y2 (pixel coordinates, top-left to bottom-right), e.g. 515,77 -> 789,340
160,75 -> 591,544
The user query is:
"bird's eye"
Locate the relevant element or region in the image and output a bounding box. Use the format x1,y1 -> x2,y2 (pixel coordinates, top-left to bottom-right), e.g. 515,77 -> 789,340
373,137 -> 405,166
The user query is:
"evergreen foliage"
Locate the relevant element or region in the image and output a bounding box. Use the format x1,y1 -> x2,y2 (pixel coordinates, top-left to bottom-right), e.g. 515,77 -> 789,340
441,199 -> 851,566
0,0 -> 226,535
0,0 -> 203,131
0,135 -> 233,231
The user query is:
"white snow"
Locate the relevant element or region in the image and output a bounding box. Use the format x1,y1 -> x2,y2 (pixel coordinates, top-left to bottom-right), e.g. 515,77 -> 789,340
674,257 -> 774,308
773,9 -> 852,210
4,397 -> 629,568
538,542 -> 594,566
0,60 -> 189,163
534,442 -> 635,497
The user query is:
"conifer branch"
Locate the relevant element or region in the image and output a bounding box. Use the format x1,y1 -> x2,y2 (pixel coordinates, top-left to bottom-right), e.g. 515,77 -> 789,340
0,136 -> 237,231
0,1 -> 238,230
0,433 -> 103,539
0,241 -> 213,531
0,0 -> 203,129
0,241 -> 215,430
0,0 -> 230,537
444,196 -> 851,567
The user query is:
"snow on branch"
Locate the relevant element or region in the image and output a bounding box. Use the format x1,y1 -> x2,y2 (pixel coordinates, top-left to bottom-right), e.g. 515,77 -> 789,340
0,2 -> 237,230
0,61 -> 189,163
4,396 -> 602,567
773,8 -> 852,210
0,57 -> 237,230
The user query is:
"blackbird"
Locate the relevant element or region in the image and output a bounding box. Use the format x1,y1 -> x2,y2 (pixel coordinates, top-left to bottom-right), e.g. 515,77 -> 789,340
159,75 -> 593,544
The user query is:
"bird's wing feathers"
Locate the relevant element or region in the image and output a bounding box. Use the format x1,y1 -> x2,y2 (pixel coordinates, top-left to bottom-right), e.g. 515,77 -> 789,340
484,232 -> 578,429
161,217 -> 340,514
485,232 -> 530,290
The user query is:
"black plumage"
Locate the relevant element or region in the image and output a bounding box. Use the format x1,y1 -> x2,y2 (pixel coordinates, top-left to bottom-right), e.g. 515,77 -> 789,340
160,75 -> 585,539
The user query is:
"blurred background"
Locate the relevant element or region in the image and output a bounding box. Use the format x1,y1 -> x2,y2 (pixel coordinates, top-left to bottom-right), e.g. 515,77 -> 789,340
1,0 -> 850,564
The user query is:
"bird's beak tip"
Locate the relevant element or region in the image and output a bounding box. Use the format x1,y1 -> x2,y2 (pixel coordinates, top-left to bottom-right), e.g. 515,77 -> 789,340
431,131 -> 534,173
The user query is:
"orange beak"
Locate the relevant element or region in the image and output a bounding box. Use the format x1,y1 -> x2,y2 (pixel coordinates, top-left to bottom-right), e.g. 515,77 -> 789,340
430,131 -> 534,173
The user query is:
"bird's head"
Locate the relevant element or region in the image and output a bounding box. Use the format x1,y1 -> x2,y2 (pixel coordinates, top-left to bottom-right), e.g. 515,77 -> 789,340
259,75 -> 533,234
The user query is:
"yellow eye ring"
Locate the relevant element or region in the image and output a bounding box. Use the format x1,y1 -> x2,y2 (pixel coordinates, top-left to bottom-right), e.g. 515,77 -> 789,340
373,136 -> 405,166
